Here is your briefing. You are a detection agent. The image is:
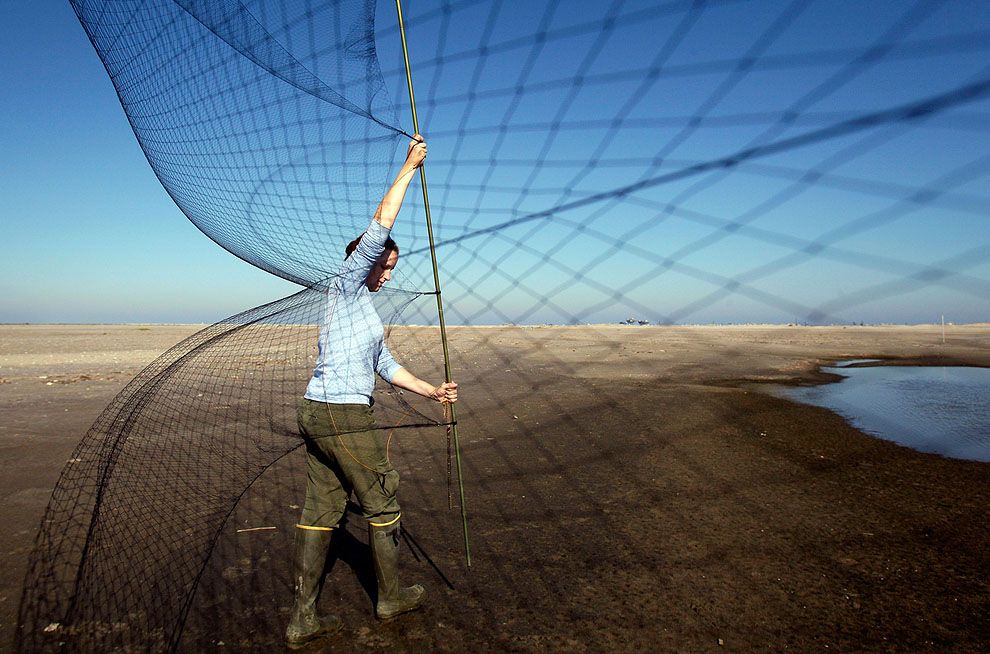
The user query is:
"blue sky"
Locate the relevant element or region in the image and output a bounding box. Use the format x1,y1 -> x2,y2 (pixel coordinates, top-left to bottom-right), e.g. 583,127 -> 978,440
1,2 -> 297,323
2,1 -> 988,324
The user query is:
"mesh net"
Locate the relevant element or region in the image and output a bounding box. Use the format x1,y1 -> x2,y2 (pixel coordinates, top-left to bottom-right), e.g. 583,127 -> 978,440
18,0 -> 990,650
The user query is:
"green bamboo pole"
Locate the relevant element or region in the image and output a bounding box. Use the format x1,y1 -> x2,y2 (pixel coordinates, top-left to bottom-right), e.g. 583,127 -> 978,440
395,0 -> 471,568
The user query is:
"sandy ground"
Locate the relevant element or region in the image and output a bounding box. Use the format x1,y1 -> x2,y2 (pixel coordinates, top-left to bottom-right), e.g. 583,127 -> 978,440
1,323 -> 988,652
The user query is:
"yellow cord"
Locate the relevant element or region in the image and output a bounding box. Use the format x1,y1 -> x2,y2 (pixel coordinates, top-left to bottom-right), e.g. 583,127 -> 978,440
320,398 -> 448,482
323,402 -> 394,475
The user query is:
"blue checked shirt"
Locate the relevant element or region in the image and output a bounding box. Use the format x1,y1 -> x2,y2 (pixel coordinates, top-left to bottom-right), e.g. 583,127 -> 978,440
304,219 -> 403,405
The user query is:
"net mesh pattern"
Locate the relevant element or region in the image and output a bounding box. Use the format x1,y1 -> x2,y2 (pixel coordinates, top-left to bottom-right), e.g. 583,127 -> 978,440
17,0 -> 990,650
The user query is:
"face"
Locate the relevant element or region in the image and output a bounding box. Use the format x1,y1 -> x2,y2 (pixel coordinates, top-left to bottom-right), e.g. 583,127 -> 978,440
366,248 -> 399,292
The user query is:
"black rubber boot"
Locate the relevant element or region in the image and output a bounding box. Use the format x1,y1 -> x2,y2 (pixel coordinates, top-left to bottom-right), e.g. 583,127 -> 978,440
369,520 -> 425,620
285,528 -> 343,649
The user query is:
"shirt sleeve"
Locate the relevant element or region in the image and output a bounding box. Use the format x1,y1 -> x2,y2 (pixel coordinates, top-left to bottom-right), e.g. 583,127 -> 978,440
375,342 -> 403,383
337,218 -> 391,293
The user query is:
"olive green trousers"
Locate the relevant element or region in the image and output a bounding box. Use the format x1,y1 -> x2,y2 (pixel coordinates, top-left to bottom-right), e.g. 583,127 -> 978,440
295,398 -> 401,530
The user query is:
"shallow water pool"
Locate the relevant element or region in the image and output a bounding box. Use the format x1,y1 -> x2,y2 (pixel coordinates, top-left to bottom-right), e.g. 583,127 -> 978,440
778,362 -> 990,462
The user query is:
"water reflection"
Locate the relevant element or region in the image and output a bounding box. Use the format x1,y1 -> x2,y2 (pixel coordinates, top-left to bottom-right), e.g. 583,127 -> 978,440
778,363 -> 990,462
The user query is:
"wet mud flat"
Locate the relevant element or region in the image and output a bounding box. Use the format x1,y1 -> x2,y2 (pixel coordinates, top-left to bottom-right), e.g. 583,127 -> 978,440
1,323 -> 988,652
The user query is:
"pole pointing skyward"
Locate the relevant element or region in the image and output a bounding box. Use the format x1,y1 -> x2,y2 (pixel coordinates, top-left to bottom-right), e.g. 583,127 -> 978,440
394,0 -> 472,568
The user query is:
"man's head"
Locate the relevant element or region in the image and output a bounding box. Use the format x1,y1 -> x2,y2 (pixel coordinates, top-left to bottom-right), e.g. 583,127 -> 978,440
346,236 -> 399,292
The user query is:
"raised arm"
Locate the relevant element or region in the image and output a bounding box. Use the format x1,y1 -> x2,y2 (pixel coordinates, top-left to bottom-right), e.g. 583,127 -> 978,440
374,135 -> 427,229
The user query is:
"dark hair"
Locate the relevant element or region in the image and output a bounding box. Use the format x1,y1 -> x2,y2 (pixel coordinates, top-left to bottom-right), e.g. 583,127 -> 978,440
345,234 -> 399,258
